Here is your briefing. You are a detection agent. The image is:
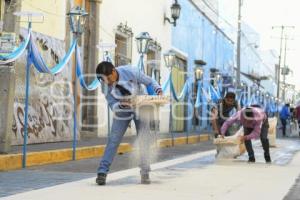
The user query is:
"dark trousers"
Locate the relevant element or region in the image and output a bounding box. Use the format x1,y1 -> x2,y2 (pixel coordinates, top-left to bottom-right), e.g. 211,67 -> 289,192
298,120 -> 300,136
280,118 -> 287,136
243,119 -> 270,159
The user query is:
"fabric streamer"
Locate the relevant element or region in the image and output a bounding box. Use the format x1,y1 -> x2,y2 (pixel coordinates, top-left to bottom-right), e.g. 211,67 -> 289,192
30,36 -> 76,74
209,84 -> 220,103
195,81 -> 202,107
75,45 -> 101,90
0,30 -> 31,64
202,86 -> 211,103
161,73 -> 170,94
249,94 -> 257,106
170,80 -> 189,102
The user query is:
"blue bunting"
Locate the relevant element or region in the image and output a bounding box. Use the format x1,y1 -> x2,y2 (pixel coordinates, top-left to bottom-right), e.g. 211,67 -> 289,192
209,84 -> 220,103
170,79 -> 189,102
195,81 -> 202,107
30,36 -> 76,74
161,73 -> 170,94
75,45 -> 101,90
0,30 -> 31,64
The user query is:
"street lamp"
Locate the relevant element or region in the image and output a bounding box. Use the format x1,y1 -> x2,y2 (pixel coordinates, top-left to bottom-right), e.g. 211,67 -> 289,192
216,73 -> 222,82
193,60 -> 206,134
194,60 -> 206,81
136,32 -> 152,54
67,6 -> 88,36
67,6 -> 88,161
164,0 -> 181,27
164,50 -> 176,69
195,67 -> 204,81
164,50 -> 177,146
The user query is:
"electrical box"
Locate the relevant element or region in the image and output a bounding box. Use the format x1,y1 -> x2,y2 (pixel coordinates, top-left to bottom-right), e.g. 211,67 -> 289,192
281,67 -> 290,75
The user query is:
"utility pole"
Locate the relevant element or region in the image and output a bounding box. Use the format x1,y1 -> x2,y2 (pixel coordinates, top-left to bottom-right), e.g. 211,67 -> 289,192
0,0 -> 21,153
82,0 -> 101,133
282,35 -> 288,102
272,25 -> 294,102
236,0 -> 242,87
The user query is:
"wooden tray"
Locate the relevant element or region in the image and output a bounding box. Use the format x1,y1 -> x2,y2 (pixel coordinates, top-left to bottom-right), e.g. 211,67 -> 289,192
131,95 -> 169,106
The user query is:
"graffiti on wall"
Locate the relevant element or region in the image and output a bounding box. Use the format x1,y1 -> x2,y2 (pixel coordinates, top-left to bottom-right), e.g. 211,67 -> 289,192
11,28 -> 77,145
11,95 -> 73,145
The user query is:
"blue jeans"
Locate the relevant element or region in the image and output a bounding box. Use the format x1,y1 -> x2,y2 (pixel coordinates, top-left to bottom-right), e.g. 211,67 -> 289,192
280,118 -> 287,136
97,111 -> 151,175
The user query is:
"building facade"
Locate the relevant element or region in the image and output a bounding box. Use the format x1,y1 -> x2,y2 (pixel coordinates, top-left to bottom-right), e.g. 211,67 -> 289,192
0,0 -> 281,148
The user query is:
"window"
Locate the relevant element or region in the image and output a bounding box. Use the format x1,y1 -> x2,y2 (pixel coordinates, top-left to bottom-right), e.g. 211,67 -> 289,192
114,23 -> 133,67
146,40 -> 161,84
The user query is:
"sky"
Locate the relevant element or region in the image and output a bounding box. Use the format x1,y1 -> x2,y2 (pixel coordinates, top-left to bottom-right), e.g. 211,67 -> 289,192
219,0 -> 300,91
240,0 -> 300,90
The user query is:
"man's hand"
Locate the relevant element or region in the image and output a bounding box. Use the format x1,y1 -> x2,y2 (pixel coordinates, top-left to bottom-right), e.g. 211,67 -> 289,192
214,131 -> 223,139
119,99 -> 132,109
157,89 -> 163,96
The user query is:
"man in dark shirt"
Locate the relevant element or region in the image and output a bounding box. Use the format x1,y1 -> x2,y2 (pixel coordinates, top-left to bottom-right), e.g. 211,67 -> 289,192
211,92 -> 240,138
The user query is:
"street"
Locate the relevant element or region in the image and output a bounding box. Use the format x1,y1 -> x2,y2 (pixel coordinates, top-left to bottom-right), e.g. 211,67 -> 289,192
1,139 -> 300,200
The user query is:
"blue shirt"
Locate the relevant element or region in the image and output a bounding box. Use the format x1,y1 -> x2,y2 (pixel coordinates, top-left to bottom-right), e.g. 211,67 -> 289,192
104,65 -> 162,111
280,105 -> 290,120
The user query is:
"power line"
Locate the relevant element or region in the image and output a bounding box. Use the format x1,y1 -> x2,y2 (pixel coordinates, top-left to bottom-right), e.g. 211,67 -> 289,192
271,25 -> 295,101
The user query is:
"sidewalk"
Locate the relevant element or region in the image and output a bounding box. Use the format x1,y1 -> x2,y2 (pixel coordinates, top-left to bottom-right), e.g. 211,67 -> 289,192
9,132 -> 210,153
2,139 -> 300,200
0,132 -> 211,171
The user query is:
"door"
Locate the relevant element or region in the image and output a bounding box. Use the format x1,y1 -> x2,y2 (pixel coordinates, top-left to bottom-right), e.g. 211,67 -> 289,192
172,57 -> 187,132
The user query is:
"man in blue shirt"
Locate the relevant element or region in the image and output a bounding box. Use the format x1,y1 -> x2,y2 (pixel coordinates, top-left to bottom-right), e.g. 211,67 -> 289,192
95,61 -> 162,185
280,103 -> 290,137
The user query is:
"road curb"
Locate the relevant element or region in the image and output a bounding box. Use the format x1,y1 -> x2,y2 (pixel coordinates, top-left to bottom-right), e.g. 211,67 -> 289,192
0,134 -> 210,171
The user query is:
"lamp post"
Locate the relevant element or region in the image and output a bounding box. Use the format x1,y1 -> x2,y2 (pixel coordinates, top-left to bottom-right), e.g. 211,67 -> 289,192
67,6 -> 88,37
239,82 -> 246,107
265,93 -> 269,114
164,0 -> 181,27
136,32 -> 152,73
67,6 -> 88,161
136,32 -> 152,94
13,11 -> 44,168
256,89 -> 260,105
164,50 -> 176,146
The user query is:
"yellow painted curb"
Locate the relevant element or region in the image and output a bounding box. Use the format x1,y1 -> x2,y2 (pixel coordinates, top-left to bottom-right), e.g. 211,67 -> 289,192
0,143 -> 132,171
0,134 -> 209,171
158,134 -> 210,148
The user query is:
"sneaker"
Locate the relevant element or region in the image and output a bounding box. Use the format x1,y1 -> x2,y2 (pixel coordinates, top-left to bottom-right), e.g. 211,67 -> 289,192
248,157 -> 256,163
96,173 -> 107,185
265,155 -> 272,163
141,173 -> 151,184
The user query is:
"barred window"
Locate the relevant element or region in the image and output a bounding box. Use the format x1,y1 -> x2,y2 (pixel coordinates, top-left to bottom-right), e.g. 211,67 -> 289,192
146,40 -> 161,84
114,23 -> 133,67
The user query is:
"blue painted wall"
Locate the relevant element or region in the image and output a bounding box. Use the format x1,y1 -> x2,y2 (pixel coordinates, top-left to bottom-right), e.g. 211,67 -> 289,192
171,0 -> 235,132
